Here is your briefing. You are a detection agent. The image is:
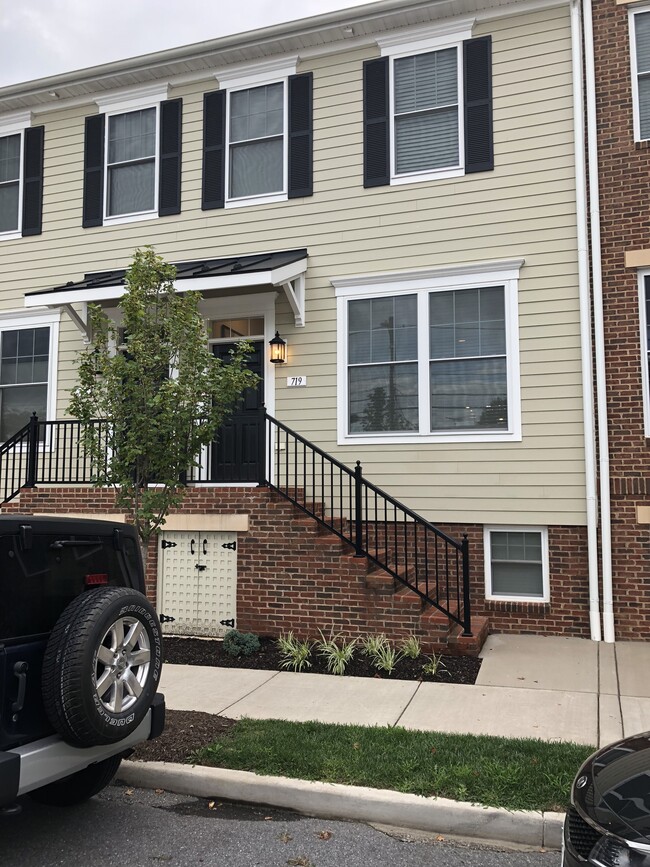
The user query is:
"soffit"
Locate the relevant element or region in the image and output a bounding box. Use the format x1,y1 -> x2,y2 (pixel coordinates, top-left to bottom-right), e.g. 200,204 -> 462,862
0,0 -> 544,115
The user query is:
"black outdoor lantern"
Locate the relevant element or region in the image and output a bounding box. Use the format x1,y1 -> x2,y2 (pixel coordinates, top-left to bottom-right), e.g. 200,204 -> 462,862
269,331 -> 287,364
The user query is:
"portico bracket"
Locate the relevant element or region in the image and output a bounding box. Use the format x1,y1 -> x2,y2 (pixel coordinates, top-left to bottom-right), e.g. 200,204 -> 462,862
281,275 -> 305,327
62,303 -> 91,343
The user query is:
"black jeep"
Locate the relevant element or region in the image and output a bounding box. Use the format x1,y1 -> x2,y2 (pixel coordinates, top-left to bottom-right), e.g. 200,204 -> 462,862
0,515 -> 165,808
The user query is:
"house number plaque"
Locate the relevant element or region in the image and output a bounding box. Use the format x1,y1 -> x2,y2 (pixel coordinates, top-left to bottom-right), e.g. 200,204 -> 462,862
287,376 -> 307,387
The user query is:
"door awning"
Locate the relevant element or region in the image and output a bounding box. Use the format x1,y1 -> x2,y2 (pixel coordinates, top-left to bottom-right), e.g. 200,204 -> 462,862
24,248 -> 308,338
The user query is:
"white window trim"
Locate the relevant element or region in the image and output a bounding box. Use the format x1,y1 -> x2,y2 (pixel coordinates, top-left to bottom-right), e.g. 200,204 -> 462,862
484,525 -> 549,603
219,59 -> 297,209
95,84 -> 169,225
333,260 -> 523,446
0,111 -> 31,241
638,270 -> 650,436
629,7 -> 650,142
0,308 -> 60,444
377,21 -> 474,186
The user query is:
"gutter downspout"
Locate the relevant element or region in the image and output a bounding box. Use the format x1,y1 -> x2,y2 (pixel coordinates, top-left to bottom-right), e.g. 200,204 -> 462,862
571,0 -> 602,641
583,0 -> 615,642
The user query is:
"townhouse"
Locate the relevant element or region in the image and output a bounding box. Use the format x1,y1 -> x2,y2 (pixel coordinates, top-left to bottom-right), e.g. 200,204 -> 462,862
0,0 -> 599,649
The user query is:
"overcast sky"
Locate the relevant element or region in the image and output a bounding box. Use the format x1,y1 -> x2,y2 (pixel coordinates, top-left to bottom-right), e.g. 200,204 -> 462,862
0,0 -> 378,89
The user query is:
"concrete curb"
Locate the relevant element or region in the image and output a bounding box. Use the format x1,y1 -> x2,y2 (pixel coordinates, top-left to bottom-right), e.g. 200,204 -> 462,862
118,761 -> 565,851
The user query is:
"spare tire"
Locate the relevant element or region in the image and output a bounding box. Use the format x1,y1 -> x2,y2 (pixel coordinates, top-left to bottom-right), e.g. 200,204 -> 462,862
42,587 -> 162,747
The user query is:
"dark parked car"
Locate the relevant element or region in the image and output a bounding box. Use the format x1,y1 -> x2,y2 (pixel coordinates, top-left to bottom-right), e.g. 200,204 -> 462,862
0,516 -> 165,810
563,731 -> 650,865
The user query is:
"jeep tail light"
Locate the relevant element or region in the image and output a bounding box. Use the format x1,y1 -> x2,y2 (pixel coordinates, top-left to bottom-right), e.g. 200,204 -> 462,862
85,573 -> 109,586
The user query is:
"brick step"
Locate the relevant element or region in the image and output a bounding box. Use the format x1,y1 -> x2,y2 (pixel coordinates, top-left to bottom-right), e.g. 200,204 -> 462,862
445,616 -> 490,657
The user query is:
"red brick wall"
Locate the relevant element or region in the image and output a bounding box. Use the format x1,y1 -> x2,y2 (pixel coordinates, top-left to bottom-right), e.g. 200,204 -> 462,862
3,485 -> 591,642
592,0 -> 650,639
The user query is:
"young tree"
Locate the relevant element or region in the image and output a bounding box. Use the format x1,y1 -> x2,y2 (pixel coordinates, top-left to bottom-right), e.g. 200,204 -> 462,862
69,247 -> 258,550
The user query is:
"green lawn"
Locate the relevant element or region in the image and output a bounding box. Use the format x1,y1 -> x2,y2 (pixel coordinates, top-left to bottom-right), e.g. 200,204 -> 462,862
191,718 -> 593,812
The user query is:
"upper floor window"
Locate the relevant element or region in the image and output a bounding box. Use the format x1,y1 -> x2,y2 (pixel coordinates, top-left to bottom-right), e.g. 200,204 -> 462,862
364,22 -> 493,188
202,58 -> 313,210
107,108 -> 157,217
83,84 -> 182,228
228,83 -> 285,200
333,261 -> 522,445
0,111 -> 44,240
631,9 -> 650,141
393,48 -> 459,176
0,133 -> 21,233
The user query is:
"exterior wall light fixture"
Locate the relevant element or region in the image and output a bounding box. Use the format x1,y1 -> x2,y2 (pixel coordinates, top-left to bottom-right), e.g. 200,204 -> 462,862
269,331 -> 287,364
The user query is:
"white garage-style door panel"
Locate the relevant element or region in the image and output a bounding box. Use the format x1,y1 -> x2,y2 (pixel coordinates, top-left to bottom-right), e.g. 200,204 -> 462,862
158,531 -> 237,637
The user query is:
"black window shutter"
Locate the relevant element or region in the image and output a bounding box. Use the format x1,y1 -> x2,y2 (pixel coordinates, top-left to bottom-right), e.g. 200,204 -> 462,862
288,72 -> 313,198
83,114 -> 105,227
464,36 -> 493,174
159,98 -> 182,216
21,126 -> 44,236
363,57 -> 390,188
202,90 -> 226,210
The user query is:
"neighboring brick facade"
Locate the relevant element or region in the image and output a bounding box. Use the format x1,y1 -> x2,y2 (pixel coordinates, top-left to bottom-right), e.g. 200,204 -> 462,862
3,485 -> 591,645
592,0 -> 650,639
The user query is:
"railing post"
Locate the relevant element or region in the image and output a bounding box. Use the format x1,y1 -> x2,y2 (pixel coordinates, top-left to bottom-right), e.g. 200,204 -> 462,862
25,413 -> 39,488
258,407 -> 268,486
461,534 -> 472,636
354,460 -> 364,557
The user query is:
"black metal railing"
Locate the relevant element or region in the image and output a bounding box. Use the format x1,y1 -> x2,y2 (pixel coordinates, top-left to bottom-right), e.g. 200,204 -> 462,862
0,412 -> 471,634
0,415 -> 110,501
264,413 -> 471,635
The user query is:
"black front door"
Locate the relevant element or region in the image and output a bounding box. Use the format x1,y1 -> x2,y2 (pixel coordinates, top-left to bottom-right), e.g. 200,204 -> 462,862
211,341 -> 264,482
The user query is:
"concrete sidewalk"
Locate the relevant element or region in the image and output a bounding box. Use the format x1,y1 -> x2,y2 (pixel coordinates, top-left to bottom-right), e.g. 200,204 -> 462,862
120,635 -> 650,852
158,634 -> 650,747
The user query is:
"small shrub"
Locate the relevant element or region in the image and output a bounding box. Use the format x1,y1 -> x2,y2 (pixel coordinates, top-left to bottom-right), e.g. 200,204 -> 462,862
399,635 -> 422,659
316,630 -> 357,676
276,633 -> 312,672
222,629 -> 260,658
370,641 -> 402,676
421,652 -> 447,678
361,634 -> 389,659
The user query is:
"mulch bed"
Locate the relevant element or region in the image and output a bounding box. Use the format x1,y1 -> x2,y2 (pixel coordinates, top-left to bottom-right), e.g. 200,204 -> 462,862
130,710 -> 237,764
162,636 -> 481,685
130,639 -> 482,764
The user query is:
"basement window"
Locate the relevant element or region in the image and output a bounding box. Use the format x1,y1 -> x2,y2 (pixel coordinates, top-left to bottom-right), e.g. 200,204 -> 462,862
484,527 -> 549,602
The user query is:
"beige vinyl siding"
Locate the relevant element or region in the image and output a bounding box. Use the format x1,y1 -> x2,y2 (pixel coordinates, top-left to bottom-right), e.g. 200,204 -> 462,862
0,5 -> 586,525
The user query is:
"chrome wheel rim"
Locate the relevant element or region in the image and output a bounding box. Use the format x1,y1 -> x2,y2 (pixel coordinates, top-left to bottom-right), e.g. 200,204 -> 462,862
94,617 -> 151,713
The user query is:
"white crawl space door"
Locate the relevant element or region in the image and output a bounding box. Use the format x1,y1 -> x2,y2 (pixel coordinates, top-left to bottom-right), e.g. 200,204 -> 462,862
157,531 -> 237,637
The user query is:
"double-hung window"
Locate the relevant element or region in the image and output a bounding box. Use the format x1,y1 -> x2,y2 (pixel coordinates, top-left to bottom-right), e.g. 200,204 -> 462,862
0,312 -> 59,442
106,108 -> 157,217
201,58 -> 313,210
83,84 -> 182,227
631,9 -> 650,141
484,527 -> 549,602
228,83 -> 285,200
364,22 -> 493,187
0,111 -> 44,239
334,262 -> 521,444
393,47 -> 460,177
0,133 -> 21,234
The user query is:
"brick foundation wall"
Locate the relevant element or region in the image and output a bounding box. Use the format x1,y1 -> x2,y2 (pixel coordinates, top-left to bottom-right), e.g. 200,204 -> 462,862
3,485 -> 592,642
592,0 -> 650,639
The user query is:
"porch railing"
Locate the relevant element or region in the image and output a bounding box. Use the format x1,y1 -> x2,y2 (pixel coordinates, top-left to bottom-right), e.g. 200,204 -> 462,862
0,412 -> 471,634
264,413 -> 471,636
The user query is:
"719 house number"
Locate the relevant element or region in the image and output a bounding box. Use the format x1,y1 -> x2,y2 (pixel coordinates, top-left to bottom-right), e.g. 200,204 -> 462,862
287,376 -> 307,387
